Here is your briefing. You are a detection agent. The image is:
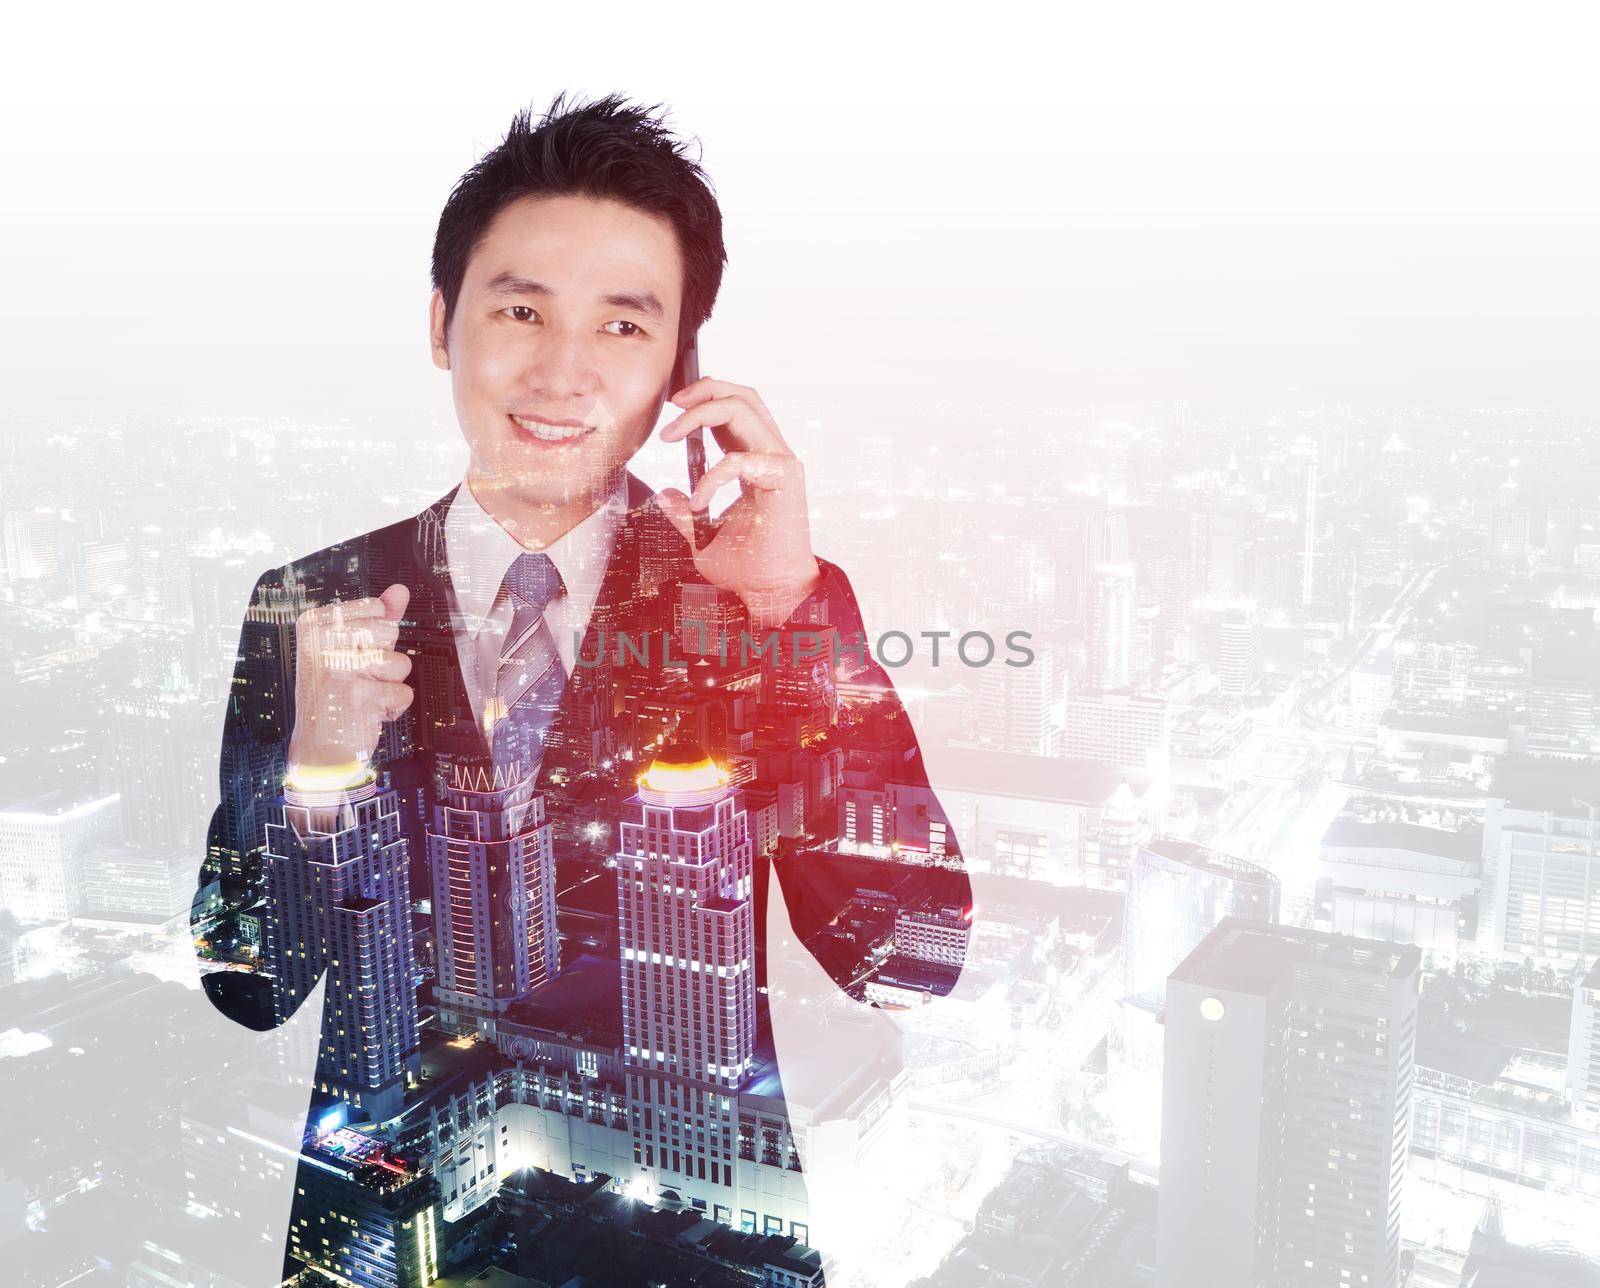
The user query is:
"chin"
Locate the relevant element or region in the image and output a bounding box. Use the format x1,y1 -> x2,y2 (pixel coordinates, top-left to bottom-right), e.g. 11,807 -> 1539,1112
494,458 -> 616,504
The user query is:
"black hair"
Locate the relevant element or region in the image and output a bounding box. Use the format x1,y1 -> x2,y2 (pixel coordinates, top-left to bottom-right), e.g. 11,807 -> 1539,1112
431,92 -> 726,359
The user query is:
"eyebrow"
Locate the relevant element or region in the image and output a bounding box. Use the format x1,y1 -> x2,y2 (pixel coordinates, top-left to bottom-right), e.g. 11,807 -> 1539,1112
483,272 -> 665,322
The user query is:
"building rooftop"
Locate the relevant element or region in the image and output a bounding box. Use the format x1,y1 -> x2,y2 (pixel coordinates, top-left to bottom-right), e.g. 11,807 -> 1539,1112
504,951 -> 622,1047
302,1125 -> 422,1192
1490,756 -> 1600,815
1171,918 -> 1420,996
931,747 -> 1158,805
1381,709 -> 1511,740
1321,816 -> 1483,862
1463,1239 -> 1600,1286
874,955 -> 964,993
1140,836 -> 1279,886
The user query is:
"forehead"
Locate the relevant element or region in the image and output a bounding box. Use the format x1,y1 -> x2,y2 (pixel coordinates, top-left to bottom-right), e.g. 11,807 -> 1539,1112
463,193 -> 683,306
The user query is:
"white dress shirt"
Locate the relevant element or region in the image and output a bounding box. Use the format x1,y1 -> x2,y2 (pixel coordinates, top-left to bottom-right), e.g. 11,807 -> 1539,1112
443,471 -> 629,734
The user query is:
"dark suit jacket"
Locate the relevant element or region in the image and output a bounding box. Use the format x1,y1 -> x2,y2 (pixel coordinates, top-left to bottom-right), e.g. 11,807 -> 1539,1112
190,471 -> 970,1254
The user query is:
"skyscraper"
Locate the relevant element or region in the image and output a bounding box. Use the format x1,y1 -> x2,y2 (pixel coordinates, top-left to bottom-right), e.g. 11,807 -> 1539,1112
428,759 -> 559,1038
1080,502 -> 1131,623
1568,959 -> 1600,1118
677,580 -> 748,659
1121,838 -> 1279,1022
2,508 -> 59,581
978,641 -> 1057,756
208,719 -> 285,882
0,787 -> 119,921
107,688 -> 210,847
1086,564 -> 1136,691
1296,443 -> 1319,609
286,1125 -> 440,1288
1158,919 -> 1419,1288
235,568 -> 306,748
1217,608 -> 1264,697
617,734 -> 756,1203
263,781 -> 420,1123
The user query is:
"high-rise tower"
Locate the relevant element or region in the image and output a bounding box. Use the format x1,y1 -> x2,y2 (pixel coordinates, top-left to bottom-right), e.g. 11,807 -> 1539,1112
1086,564 -> 1136,691
263,781 -> 420,1123
1158,919 -> 1418,1288
428,760 -> 559,1037
617,733 -> 756,1201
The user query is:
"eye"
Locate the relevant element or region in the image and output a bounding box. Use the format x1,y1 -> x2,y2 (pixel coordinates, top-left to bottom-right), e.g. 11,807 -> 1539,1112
604,320 -> 646,337
502,305 -> 539,323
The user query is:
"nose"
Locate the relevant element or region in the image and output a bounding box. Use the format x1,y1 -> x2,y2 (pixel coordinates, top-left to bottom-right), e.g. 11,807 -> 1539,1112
520,325 -> 602,402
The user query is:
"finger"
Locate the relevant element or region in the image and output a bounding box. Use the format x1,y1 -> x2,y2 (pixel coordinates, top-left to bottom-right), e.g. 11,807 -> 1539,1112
327,620 -> 401,654
360,677 -> 415,719
661,394 -> 785,455
300,597 -> 389,629
367,621 -> 402,652
379,583 -> 410,621
668,374 -> 722,406
689,452 -> 793,512
360,650 -> 413,683
313,636 -> 395,674
672,378 -> 786,443
653,487 -> 700,549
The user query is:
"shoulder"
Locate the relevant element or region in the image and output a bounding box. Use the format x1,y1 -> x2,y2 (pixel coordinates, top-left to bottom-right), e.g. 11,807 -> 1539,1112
247,487 -> 454,609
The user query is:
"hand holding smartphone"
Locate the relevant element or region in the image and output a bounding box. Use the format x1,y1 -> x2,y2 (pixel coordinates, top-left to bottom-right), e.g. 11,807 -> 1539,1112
676,333 -> 717,552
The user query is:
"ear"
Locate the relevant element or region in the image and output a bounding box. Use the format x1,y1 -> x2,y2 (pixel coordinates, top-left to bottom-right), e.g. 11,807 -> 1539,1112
429,289 -> 450,370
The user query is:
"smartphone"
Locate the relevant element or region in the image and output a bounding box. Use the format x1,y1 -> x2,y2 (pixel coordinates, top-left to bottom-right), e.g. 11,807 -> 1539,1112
673,332 -> 716,552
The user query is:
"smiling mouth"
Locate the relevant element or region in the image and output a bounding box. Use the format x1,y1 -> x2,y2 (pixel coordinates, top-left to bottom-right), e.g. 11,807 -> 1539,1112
508,414 -> 595,444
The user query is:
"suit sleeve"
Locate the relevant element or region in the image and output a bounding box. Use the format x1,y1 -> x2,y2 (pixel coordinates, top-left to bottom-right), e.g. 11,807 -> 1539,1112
764,557 -> 972,998
190,567 -> 321,1031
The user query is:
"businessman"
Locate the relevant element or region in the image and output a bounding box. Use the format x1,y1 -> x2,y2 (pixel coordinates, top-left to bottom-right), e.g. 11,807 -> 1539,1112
192,94 -> 970,1284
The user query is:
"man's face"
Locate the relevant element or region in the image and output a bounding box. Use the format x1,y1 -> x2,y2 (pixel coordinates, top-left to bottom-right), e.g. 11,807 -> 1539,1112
430,193 -> 684,511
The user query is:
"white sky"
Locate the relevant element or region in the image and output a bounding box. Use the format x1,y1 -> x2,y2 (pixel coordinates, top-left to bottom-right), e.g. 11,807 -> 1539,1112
2,1 -> 1598,437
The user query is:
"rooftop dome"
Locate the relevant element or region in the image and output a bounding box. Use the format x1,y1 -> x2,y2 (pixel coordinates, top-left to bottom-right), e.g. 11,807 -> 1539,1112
639,730 -> 729,797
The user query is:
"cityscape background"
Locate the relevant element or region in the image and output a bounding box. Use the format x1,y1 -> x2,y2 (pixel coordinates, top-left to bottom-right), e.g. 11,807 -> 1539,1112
4,6 -> 1600,1287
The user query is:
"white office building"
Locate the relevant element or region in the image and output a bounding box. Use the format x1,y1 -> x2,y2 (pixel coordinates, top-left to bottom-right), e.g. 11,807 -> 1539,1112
1569,959 -> 1600,1118
618,735 -> 757,1204
1159,920 -> 1419,1288
894,905 -> 972,968
1480,759 -> 1600,965
1059,688 -> 1171,769
0,788 -> 119,922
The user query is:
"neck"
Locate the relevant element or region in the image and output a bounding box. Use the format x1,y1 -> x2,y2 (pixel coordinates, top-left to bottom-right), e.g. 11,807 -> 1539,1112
466,464 -> 624,550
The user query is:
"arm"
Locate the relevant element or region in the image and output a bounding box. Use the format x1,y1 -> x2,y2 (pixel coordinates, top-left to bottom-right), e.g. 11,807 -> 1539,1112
648,377 -> 970,992
193,553 -> 413,1032
191,569 -> 308,1029
763,557 -> 972,996
190,568 -> 366,1028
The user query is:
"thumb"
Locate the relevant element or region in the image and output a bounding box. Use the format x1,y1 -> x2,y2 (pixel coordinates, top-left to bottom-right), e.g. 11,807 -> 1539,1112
379,582 -> 410,621
654,488 -> 699,550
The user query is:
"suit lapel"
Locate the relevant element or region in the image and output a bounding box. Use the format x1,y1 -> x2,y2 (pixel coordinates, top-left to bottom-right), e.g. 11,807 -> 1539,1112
392,483 -> 479,761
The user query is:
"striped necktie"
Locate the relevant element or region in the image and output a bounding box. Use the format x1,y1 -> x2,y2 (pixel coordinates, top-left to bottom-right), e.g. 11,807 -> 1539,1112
489,551 -> 567,779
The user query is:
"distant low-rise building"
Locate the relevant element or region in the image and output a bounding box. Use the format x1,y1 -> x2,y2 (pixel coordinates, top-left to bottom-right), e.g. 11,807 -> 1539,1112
1318,811 -> 1481,952
894,905 -> 972,968
1480,758 -> 1600,965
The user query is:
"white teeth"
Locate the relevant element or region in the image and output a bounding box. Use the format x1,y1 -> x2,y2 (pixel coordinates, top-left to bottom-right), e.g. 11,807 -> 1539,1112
511,415 -> 590,442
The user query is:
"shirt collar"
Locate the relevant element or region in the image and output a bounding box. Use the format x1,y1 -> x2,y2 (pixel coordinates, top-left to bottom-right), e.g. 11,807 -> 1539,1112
445,472 -> 629,636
